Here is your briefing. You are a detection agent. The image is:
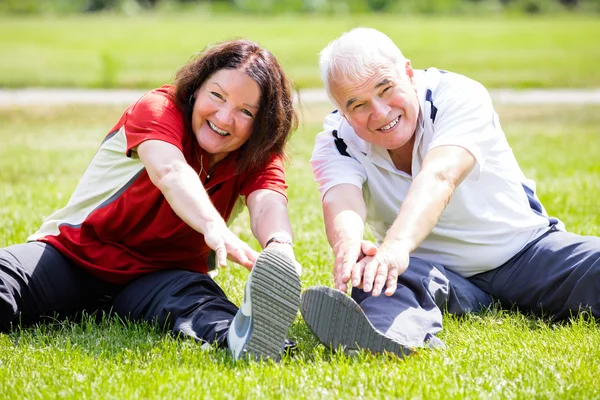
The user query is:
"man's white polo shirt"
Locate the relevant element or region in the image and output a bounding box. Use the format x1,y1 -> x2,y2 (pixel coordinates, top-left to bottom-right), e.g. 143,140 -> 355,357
311,68 -> 560,277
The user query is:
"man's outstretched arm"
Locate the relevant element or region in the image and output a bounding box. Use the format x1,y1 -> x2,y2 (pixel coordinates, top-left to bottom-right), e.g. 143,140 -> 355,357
322,184 -> 377,293
362,145 -> 476,297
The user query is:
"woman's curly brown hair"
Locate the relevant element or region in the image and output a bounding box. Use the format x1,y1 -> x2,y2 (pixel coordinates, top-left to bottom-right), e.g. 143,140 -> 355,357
173,39 -> 298,173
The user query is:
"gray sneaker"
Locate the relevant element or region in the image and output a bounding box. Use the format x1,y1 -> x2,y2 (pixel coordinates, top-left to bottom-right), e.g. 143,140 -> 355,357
227,249 -> 301,361
300,286 -> 412,357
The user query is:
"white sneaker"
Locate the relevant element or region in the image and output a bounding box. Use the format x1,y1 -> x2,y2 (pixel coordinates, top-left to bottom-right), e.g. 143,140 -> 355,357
227,249 -> 301,361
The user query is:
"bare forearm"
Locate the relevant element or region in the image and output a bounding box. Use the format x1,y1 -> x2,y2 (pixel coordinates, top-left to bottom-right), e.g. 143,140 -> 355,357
158,162 -> 225,234
325,207 -> 365,252
251,201 -> 293,248
322,184 -> 367,252
383,145 -> 475,252
384,170 -> 454,252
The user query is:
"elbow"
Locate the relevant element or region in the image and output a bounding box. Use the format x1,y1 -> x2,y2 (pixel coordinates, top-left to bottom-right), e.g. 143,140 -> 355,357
153,160 -> 187,193
432,168 -> 459,193
420,168 -> 458,210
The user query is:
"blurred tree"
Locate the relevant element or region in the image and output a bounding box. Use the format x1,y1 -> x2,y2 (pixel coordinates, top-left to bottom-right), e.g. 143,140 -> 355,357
84,0 -> 119,11
559,0 -> 578,7
367,0 -> 392,11
84,0 -> 158,12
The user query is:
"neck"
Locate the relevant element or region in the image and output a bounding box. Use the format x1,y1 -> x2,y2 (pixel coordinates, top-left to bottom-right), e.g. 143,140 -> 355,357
388,135 -> 415,175
208,152 -> 228,168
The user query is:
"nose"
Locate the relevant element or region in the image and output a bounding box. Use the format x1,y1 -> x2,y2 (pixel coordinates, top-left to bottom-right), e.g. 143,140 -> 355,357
372,98 -> 391,119
215,104 -> 235,126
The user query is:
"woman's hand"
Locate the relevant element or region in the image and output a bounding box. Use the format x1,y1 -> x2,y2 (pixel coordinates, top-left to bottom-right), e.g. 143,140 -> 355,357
203,221 -> 259,270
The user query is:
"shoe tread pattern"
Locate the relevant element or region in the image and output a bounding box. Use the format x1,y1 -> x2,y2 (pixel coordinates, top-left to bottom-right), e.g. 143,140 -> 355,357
301,287 -> 411,357
245,249 -> 301,361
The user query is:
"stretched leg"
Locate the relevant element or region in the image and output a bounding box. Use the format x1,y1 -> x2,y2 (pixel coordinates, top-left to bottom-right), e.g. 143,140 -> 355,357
112,249 -> 301,361
111,269 -> 237,345
351,257 -> 491,347
0,242 -> 115,328
301,257 -> 492,356
469,228 -> 600,320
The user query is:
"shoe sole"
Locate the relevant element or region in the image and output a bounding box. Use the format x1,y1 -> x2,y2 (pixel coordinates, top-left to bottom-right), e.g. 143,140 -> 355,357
301,286 -> 412,357
244,249 -> 301,361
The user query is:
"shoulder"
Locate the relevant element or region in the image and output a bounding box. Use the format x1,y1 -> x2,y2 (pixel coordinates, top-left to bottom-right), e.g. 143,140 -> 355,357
417,68 -> 492,124
321,109 -> 344,131
429,69 -> 490,104
128,85 -> 183,126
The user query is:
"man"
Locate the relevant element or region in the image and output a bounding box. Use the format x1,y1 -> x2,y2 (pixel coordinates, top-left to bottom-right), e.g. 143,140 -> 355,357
300,27 -> 599,356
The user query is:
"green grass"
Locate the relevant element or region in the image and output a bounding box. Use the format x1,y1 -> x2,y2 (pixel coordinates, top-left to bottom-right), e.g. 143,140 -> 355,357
0,14 -> 599,89
0,101 -> 599,398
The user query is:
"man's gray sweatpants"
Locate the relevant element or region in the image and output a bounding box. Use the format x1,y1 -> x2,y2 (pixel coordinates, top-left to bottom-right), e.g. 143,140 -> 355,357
352,227 -> 600,347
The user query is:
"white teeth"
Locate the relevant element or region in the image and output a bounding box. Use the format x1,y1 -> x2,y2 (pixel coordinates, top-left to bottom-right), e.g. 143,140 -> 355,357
208,121 -> 229,136
379,116 -> 399,131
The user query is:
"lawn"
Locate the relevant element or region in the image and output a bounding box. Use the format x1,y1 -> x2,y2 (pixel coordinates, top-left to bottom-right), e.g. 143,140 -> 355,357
0,100 -> 599,399
0,14 -> 599,89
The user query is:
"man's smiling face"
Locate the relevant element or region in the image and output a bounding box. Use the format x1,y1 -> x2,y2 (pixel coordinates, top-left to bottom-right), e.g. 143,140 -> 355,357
331,60 -> 420,152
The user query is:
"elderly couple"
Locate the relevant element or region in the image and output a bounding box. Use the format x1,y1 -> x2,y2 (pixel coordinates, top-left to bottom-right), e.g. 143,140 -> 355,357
1,28 -> 598,361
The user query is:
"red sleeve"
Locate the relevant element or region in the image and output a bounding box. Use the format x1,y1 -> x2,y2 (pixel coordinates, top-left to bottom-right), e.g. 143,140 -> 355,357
122,87 -> 186,156
240,154 -> 288,200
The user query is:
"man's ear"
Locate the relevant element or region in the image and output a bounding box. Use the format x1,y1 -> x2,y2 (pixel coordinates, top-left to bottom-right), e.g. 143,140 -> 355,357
405,59 -> 415,82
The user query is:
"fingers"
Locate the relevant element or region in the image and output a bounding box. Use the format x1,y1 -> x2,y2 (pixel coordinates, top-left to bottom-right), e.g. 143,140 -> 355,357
384,266 -> 399,296
360,240 -> 377,257
361,255 -> 401,296
334,244 -> 360,293
245,248 -> 259,265
216,245 -> 228,268
230,247 -> 250,268
333,254 -> 346,292
362,258 -> 377,294
226,242 -> 258,270
371,263 -> 389,297
351,259 -> 366,288
341,246 -> 360,284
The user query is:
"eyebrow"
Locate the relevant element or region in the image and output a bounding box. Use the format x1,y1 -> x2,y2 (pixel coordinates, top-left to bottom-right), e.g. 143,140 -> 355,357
212,82 -> 259,110
345,78 -> 393,110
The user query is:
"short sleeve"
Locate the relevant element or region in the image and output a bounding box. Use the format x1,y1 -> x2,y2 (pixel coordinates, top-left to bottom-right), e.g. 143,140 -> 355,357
427,76 -> 500,180
123,88 -> 186,157
240,154 -> 288,200
310,112 -> 367,200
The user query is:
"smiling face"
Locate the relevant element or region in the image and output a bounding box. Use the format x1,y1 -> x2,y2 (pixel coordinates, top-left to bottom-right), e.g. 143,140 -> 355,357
191,68 -> 261,165
331,60 -> 420,153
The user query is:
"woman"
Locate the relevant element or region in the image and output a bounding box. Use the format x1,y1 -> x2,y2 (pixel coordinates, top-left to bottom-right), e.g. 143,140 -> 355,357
0,39 -> 301,361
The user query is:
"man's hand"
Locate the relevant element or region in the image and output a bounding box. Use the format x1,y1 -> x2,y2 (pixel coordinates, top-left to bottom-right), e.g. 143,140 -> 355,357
359,243 -> 409,297
203,221 -> 259,270
334,239 -> 377,293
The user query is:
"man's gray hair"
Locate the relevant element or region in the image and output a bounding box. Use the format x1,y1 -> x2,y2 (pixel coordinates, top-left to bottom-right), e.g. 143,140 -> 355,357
319,27 -> 407,106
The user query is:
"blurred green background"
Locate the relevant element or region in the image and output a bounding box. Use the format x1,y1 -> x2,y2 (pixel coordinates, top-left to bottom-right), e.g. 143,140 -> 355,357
2,0 -> 600,15
0,0 -> 599,89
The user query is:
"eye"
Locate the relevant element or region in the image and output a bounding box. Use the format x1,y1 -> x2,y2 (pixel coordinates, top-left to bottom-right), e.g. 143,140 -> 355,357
380,86 -> 392,95
210,92 -> 224,100
241,109 -> 254,118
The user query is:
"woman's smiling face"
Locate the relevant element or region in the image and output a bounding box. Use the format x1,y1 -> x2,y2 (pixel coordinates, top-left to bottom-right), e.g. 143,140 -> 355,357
191,68 -> 261,165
